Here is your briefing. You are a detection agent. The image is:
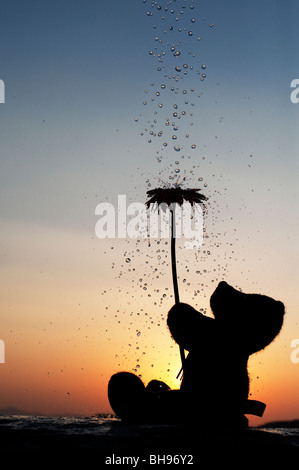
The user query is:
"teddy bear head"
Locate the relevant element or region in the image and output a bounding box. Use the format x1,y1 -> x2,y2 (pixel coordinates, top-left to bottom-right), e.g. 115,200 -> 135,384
210,281 -> 285,354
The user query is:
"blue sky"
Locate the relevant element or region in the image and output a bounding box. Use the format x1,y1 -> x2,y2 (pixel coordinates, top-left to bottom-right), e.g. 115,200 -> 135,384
0,0 -> 299,417
0,0 -> 298,306
0,0 -> 298,232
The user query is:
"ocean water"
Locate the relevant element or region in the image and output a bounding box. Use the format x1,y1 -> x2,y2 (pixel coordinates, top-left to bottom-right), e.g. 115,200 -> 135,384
0,414 -> 119,437
0,414 -> 299,462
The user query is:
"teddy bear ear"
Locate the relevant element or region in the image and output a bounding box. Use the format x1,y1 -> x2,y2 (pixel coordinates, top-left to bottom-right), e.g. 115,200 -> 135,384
218,281 -> 227,287
275,300 -> 285,315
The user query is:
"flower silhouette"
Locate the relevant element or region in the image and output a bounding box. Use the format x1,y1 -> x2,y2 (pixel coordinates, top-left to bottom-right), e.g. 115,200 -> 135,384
145,186 -> 207,210
145,184 -> 207,376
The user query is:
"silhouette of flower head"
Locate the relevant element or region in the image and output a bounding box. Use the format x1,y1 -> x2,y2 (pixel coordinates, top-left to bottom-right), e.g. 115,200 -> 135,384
145,185 -> 207,210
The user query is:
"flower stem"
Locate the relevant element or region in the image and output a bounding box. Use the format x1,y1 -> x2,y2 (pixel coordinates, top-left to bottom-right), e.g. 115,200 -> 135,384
171,208 -> 185,376
171,208 -> 180,304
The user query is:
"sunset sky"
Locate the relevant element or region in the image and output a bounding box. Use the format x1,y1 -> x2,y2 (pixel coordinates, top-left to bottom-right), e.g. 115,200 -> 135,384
0,0 -> 298,426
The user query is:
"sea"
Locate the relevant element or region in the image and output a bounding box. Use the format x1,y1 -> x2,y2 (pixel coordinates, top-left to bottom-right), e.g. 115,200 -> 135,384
0,414 -> 299,464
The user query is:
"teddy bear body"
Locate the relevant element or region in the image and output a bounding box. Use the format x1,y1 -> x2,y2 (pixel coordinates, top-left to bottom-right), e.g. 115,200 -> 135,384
167,281 -> 285,423
108,281 -> 285,426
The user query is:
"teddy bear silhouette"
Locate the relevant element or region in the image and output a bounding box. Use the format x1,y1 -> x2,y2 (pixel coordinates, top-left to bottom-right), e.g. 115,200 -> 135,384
108,281 -> 285,427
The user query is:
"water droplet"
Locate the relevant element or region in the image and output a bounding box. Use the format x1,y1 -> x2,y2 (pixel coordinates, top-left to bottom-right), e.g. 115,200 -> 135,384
158,103 -> 163,108
175,168 -> 180,173
191,144 -> 196,149
126,258 -> 131,263
201,64 -> 206,69
172,135 -> 177,140
175,66 -> 181,72
188,31 -> 193,36
174,146 -> 181,152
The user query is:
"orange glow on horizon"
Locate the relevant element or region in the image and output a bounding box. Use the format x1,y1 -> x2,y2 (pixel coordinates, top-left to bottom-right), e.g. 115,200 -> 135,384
0,221 -> 298,425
